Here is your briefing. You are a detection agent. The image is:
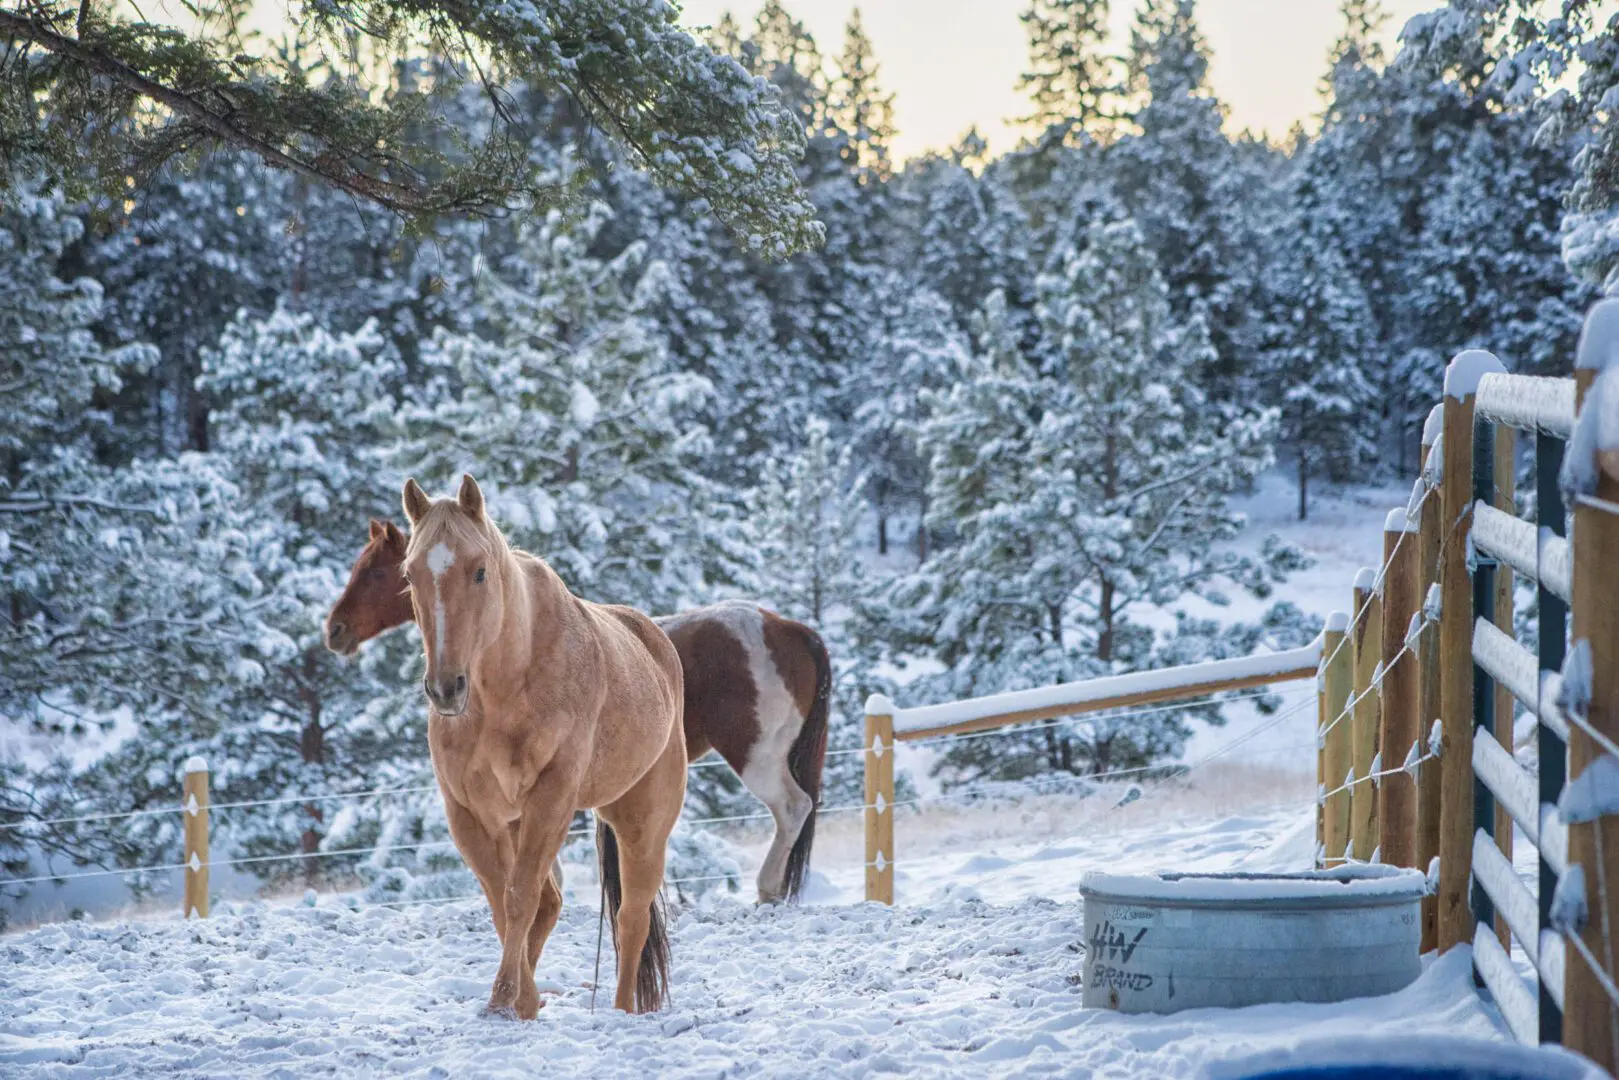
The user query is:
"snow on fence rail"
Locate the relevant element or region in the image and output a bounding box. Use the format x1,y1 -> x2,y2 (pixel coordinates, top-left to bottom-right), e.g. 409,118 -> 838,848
859,639 -> 1325,905
1304,301 -> 1619,1069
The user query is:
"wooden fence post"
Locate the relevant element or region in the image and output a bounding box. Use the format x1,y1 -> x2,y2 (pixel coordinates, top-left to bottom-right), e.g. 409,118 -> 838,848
1379,506 -> 1420,870
1438,350 -> 1504,952
864,695 -> 896,905
183,756 -> 210,919
1418,404 -> 1444,952
1351,567 -> 1383,861
1321,613 -> 1353,864
1564,302 -> 1619,1071
1492,424 -> 1516,949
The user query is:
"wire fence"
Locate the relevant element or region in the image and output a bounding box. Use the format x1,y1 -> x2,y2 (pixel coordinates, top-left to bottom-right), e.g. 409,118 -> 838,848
2,683 -> 1319,892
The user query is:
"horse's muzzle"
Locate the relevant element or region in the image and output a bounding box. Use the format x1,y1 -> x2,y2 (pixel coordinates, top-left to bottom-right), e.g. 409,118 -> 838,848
324,621 -> 359,656
424,672 -> 469,716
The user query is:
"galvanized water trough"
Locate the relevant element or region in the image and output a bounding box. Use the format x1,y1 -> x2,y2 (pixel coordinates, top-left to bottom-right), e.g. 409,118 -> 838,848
1079,865 -> 1425,1014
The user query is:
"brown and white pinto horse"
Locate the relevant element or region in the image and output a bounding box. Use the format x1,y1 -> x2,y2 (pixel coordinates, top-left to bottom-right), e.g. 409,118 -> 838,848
326,521 -> 831,903
399,475 -> 686,1017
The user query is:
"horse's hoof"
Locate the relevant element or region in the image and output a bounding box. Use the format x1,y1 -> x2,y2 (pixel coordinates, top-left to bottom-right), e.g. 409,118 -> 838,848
482,1004 -> 519,1021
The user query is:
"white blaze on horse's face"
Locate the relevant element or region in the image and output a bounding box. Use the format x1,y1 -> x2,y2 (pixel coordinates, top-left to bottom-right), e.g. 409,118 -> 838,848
426,542 -> 455,661
409,529 -> 497,718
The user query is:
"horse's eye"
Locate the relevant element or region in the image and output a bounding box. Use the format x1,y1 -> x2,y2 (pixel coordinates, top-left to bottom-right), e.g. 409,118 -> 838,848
475,568 -> 487,584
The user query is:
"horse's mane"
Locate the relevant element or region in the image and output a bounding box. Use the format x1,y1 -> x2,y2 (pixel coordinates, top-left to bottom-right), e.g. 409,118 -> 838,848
404,500 -> 514,571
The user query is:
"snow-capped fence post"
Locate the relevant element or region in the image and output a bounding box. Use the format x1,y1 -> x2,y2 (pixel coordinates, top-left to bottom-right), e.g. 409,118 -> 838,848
1378,509 -> 1419,871
1491,424 -> 1517,952
182,756 -> 209,919
1417,405 -> 1445,952
1437,350 -> 1504,952
1563,301 -> 1619,1071
1321,615 -> 1353,866
863,696 -> 895,905
1350,568 -> 1382,861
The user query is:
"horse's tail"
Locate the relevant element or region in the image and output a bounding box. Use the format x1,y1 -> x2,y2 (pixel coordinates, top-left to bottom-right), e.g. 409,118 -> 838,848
783,623 -> 832,902
596,818 -> 671,1012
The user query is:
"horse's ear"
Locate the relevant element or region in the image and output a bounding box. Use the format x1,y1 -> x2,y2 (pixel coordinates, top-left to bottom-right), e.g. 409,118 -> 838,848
368,518 -> 386,541
457,474 -> 485,522
402,479 -> 431,525
381,520 -> 405,549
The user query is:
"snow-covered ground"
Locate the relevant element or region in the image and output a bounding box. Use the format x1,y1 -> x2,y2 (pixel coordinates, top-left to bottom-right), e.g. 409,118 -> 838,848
2,761 -> 1519,1078
3,476 -> 1531,1075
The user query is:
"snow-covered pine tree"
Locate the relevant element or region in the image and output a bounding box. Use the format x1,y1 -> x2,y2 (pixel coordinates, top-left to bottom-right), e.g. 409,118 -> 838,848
845,280 -> 971,558
394,202 -> 738,617
148,307 -> 427,882
1255,158 -> 1379,521
745,416 -> 865,629
83,155 -> 287,456
2,183 -> 296,891
831,9 -> 897,185
1017,0 -> 1119,140
898,222 -> 1292,784
1109,0 -> 1273,401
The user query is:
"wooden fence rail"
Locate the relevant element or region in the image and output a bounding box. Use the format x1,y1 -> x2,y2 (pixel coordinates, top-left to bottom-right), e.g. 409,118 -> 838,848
861,639 -> 1327,905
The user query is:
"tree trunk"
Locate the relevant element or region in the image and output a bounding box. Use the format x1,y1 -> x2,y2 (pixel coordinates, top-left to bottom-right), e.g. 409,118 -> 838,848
1297,449 -> 1310,522
877,513 -> 888,556
1097,579 -> 1114,663
916,492 -> 929,565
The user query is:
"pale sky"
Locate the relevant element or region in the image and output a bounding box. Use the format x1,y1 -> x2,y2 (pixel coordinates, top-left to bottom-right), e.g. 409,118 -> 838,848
677,0 -> 1439,160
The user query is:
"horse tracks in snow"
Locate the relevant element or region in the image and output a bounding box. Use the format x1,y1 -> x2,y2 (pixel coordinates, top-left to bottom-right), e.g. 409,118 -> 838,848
2,882 -> 1504,1078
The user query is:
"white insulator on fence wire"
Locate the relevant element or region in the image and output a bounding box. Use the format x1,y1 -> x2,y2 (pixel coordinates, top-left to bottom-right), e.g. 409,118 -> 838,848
1552,863 -> 1590,937
1426,856 -> 1441,896
1428,720 -> 1444,759
1558,753 -> 1619,825
1402,740 -> 1423,780
1404,611 -> 1425,649
1369,752 -> 1382,787
1424,433 -> 1444,487
1422,403 -> 1444,448
1405,478 -> 1428,525
1423,584 -> 1442,624
1560,641 -> 1594,724
1475,372 -> 1577,438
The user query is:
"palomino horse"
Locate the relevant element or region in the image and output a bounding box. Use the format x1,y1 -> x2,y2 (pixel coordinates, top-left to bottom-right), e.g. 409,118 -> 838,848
399,475 -> 686,1017
326,523 -> 831,903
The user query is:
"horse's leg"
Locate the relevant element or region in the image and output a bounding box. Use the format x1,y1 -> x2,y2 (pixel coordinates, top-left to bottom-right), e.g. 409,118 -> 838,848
744,754 -> 814,904
443,796 -> 510,943
514,860 -> 564,1019
601,733 -> 686,1013
487,787 -> 575,1020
